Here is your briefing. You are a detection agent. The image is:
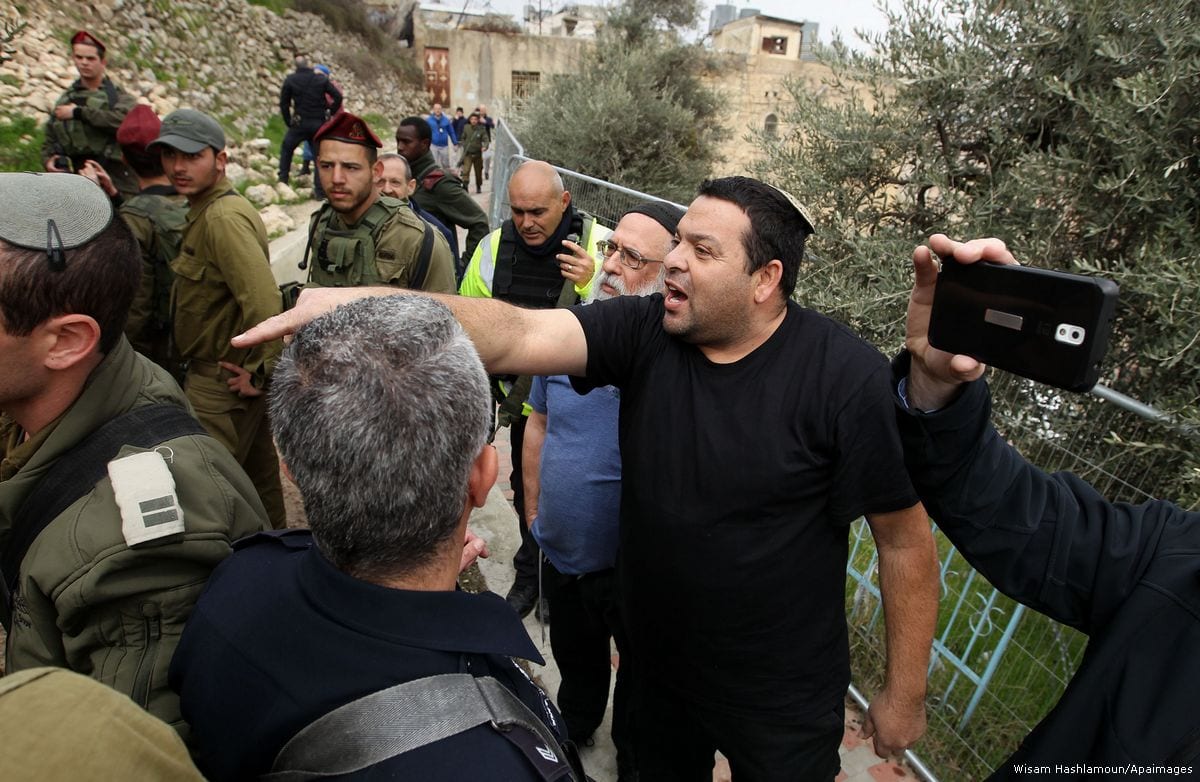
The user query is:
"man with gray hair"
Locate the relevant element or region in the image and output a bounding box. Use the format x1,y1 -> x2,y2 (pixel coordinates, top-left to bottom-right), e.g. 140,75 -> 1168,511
522,201 -> 682,781
170,295 -> 579,781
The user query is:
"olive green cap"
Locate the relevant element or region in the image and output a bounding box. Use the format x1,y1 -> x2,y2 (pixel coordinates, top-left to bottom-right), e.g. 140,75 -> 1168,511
149,108 -> 226,154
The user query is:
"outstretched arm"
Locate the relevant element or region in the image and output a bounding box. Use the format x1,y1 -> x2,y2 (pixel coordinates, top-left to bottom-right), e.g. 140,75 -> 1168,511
233,287 -> 588,377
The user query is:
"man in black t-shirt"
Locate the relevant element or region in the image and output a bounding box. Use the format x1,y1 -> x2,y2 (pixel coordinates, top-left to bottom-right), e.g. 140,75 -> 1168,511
235,176 -> 940,782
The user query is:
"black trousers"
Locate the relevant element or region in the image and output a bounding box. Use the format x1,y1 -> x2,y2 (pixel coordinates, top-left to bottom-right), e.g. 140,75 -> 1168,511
543,564 -> 635,774
632,684 -> 844,781
508,416 -> 541,588
279,119 -> 325,197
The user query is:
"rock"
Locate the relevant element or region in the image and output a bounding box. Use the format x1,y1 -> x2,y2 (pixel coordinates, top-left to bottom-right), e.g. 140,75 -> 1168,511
258,204 -> 294,236
225,161 -> 249,186
244,167 -> 269,185
244,183 -> 278,207
247,138 -> 271,151
275,181 -> 299,202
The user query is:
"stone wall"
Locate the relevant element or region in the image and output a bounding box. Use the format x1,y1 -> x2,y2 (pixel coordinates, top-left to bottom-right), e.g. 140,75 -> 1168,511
1,0 -> 427,139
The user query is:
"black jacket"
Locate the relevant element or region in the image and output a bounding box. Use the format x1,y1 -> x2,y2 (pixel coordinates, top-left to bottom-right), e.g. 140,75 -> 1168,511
170,530 -> 569,780
893,352 -> 1200,778
279,67 -> 342,126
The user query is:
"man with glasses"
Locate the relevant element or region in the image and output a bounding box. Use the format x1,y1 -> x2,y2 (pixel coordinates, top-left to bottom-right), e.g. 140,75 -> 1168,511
522,202 -> 682,781
459,160 -> 611,621
0,172 -> 267,734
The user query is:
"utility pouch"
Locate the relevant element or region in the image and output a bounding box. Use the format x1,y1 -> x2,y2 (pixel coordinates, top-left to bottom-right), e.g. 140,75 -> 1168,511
317,231 -> 376,286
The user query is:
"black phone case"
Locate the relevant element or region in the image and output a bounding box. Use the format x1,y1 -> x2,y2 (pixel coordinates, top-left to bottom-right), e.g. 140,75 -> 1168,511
928,260 -> 1119,391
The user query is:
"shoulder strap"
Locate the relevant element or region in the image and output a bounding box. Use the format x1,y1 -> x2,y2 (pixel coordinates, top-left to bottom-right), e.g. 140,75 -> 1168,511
298,204 -> 332,272
360,199 -> 397,236
102,78 -> 119,109
264,674 -> 579,781
0,403 -> 206,630
494,220 -> 519,296
411,218 -> 435,290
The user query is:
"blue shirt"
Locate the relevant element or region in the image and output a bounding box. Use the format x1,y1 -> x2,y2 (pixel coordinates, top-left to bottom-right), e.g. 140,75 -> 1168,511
427,113 -> 458,147
528,374 -> 622,574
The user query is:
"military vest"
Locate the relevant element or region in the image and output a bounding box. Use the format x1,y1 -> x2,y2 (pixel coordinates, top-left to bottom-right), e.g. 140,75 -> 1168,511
47,79 -> 122,160
304,197 -> 436,289
492,212 -> 595,310
121,192 -> 189,330
304,197 -> 406,288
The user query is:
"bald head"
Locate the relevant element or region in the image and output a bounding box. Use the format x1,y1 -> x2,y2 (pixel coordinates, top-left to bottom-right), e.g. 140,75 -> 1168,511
507,161 -> 571,248
509,161 -> 564,199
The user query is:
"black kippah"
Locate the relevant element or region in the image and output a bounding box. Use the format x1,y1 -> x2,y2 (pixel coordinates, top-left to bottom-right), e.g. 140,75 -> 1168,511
621,201 -> 686,236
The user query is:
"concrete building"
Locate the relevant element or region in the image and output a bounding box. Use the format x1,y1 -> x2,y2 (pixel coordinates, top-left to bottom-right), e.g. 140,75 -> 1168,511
521,4 -> 607,38
365,2 -> 826,175
363,1 -> 593,116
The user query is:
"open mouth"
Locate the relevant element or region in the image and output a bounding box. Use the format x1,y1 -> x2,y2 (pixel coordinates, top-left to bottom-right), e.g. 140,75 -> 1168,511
664,280 -> 689,309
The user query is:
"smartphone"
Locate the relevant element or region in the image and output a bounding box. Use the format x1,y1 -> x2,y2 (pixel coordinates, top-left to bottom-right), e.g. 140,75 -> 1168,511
928,259 -> 1119,391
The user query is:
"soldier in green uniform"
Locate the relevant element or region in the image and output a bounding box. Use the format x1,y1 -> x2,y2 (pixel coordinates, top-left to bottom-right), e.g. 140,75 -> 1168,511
458,112 -> 489,195
304,112 -> 456,293
395,115 -> 490,276
40,31 -> 137,198
0,172 -> 268,737
149,109 -> 287,529
80,104 -> 190,377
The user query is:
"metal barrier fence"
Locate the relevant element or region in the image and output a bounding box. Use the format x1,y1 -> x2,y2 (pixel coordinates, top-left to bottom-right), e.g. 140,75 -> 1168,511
490,121 -> 1185,781
489,120 -> 685,229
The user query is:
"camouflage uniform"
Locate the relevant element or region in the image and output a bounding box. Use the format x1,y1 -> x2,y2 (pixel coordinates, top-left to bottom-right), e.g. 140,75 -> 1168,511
458,122 -> 489,193
41,77 -> 138,197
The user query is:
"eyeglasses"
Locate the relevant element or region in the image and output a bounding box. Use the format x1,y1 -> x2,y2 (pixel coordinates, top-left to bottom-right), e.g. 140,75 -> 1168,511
596,239 -> 663,271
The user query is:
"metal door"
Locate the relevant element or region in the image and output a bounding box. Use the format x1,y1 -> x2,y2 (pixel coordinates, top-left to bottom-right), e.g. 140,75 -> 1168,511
424,47 -> 450,104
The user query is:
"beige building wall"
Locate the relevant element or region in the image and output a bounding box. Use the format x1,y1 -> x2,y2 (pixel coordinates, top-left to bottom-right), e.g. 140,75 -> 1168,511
420,26 -> 594,119
708,16 -> 830,176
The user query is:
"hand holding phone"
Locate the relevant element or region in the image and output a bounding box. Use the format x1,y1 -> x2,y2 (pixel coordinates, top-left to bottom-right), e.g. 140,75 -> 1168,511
927,258 -> 1118,391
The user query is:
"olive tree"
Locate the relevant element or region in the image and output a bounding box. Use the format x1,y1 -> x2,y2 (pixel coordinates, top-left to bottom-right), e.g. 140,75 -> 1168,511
511,0 -> 726,203
757,0 -> 1200,504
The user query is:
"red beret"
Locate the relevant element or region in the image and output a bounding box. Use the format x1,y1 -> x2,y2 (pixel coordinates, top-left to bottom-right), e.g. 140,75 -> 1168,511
116,105 -> 162,151
314,111 -> 382,149
70,30 -> 106,56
